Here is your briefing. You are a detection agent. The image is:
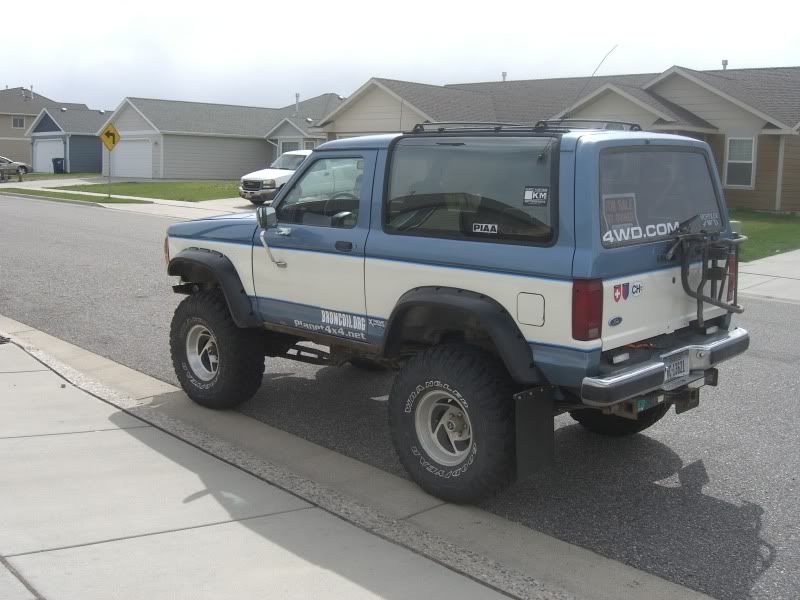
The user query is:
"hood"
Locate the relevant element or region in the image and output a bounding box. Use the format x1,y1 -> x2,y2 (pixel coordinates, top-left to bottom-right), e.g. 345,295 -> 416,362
241,167 -> 295,182
167,213 -> 257,244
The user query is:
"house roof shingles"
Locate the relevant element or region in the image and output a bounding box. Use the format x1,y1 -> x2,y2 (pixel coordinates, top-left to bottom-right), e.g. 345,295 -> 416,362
330,66 -> 800,131
126,93 -> 343,138
0,87 -> 87,115
46,108 -> 112,135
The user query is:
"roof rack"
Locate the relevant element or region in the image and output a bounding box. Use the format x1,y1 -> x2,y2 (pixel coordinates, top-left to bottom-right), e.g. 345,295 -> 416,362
410,122 -> 532,133
409,120 -> 643,134
533,119 -> 643,131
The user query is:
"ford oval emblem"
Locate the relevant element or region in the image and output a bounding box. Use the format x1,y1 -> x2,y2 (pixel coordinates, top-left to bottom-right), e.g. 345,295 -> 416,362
608,316 -> 623,327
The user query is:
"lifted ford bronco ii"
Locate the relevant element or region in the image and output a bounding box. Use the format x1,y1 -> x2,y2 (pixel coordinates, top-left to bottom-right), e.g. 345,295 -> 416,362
165,120 -> 749,503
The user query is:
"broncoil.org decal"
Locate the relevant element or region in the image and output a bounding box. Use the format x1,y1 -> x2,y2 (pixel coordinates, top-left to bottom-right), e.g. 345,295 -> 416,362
321,309 -> 366,331
472,223 -> 498,234
292,309 -> 367,342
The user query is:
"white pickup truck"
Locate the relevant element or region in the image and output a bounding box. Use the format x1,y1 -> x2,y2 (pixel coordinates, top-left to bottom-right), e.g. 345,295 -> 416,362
239,150 -> 312,205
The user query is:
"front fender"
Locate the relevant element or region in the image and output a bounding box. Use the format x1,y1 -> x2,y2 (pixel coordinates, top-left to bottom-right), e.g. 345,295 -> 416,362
167,248 -> 260,328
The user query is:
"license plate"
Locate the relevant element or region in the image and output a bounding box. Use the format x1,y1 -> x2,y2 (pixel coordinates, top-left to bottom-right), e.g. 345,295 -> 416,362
244,192 -> 252,199
664,352 -> 689,383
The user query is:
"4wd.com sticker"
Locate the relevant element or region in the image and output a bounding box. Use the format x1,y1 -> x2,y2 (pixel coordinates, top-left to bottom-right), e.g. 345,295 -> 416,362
602,222 -> 680,244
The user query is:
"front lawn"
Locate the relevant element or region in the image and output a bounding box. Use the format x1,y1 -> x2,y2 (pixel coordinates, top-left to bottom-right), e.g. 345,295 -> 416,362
0,188 -> 150,204
730,209 -> 800,262
55,180 -> 239,201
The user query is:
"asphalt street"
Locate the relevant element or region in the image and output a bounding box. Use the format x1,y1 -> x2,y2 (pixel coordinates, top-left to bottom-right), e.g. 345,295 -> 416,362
1,194 -> 798,600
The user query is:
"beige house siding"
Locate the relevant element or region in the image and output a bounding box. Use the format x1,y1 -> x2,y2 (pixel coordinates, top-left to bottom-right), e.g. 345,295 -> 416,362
114,104 -> 156,132
652,75 -> 767,133
569,91 -> 661,129
0,113 -> 36,162
162,134 -> 272,179
323,85 -> 426,137
721,135 -> 779,210
780,135 -> 800,211
0,138 -> 32,163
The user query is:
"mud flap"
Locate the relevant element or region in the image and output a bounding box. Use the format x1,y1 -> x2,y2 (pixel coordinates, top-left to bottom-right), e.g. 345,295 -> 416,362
514,386 -> 554,480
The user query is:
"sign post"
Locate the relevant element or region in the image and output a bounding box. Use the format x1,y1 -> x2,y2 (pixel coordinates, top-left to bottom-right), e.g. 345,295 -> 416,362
100,123 -> 120,199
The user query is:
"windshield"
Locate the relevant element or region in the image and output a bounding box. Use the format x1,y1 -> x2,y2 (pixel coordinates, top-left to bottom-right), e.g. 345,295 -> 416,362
599,148 -> 722,247
270,153 -> 307,170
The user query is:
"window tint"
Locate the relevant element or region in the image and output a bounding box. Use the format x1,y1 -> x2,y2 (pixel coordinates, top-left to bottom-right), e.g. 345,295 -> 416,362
600,148 -> 722,247
386,137 -> 557,244
275,157 -> 364,229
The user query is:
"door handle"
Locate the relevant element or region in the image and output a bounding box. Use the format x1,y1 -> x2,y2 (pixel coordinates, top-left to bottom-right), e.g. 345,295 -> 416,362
335,241 -> 353,252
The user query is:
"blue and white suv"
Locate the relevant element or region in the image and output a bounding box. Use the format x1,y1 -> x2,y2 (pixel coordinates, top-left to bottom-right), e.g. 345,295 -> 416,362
165,121 -> 749,503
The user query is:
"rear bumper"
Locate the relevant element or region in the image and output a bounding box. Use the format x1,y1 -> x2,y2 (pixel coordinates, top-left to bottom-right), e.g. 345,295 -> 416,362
580,327 -> 750,406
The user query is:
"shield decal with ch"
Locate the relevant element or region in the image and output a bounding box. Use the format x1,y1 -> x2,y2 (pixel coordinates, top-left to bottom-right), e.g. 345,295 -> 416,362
622,283 -> 630,300
614,285 -> 622,302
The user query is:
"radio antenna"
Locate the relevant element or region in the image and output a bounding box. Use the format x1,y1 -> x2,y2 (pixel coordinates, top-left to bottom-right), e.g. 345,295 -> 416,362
561,44 -> 618,122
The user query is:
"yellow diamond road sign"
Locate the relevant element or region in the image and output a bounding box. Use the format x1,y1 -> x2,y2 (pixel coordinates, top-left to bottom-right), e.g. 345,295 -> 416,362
101,123 -> 120,151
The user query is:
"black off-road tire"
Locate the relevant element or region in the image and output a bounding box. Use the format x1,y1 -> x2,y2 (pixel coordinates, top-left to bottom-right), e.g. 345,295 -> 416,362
388,345 -> 516,504
249,199 -> 265,205
170,289 -> 264,409
569,402 -> 670,436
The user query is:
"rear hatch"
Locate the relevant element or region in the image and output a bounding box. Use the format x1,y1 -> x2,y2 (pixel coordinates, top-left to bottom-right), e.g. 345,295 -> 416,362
578,140 -> 739,351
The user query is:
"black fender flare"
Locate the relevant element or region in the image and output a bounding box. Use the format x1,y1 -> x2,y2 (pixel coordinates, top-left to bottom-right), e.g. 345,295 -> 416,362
167,248 -> 260,328
382,287 -> 542,385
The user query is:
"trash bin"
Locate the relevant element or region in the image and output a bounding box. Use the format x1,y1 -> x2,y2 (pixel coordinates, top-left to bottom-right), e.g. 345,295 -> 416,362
52,158 -> 65,174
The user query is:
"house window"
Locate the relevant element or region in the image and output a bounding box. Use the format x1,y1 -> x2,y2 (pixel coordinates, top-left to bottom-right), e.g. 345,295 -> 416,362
280,141 -> 300,154
725,137 -> 755,187
304,140 -> 317,150
12,116 -> 25,129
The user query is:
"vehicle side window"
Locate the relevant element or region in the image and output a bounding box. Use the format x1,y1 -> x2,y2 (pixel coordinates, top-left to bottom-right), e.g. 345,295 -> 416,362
276,157 -> 365,229
385,136 -> 557,244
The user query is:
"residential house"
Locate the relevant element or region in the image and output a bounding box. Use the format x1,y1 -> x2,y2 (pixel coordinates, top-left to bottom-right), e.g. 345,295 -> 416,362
317,67 -> 800,211
97,93 -> 342,179
25,108 -> 109,173
0,87 -> 87,164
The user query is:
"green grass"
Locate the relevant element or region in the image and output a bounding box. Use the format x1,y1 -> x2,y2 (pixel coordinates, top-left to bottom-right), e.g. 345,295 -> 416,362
0,188 -> 151,204
17,172 -> 100,181
55,180 -> 239,201
730,209 -> 800,262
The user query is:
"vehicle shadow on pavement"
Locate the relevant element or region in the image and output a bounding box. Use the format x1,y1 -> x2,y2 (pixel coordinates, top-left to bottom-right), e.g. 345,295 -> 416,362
235,364 -> 776,600
105,408 -> 492,600
489,426 -> 775,600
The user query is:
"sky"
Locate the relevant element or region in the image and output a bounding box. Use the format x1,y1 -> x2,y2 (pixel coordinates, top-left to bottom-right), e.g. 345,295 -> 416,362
6,0 -> 800,110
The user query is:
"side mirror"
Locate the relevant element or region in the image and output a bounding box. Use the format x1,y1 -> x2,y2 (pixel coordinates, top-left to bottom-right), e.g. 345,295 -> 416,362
256,205 -> 277,229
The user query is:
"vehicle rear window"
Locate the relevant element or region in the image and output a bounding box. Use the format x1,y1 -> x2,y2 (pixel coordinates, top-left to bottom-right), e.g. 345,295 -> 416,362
386,136 -> 557,244
599,148 -> 722,247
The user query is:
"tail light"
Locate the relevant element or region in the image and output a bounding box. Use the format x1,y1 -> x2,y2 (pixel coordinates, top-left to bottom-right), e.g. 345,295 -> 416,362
726,253 -> 737,302
572,279 -> 603,341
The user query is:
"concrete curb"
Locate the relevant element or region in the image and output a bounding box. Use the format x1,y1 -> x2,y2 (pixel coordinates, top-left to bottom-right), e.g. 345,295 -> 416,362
0,191 -> 107,208
0,315 -> 712,600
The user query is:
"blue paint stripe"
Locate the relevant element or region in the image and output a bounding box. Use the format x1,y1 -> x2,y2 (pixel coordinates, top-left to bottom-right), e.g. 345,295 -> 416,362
528,340 -> 601,353
253,294 -> 385,321
169,234 -> 253,247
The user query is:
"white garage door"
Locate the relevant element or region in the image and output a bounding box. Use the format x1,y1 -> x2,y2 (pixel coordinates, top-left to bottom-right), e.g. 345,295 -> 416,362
111,140 -> 152,178
33,139 -> 64,173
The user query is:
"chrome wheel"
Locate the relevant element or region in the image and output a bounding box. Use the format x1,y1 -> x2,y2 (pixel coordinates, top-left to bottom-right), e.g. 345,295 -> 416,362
414,389 -> 473,466
185,324 -> 219,381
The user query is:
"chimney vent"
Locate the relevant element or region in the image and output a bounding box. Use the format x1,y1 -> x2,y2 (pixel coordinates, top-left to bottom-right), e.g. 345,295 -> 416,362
502,71 -> 507,82
722,59 -> 728,71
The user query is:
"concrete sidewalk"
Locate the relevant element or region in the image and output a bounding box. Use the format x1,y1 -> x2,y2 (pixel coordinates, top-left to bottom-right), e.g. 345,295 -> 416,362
0,340 -> 509,600
739,249 -> 800,303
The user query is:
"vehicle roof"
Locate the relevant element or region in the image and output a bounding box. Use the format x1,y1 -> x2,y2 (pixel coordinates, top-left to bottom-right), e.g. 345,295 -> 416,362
317,130 -> 706,151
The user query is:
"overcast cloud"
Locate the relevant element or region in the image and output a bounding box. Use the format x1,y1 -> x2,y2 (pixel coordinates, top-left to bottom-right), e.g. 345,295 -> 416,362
6,0 -> 800,110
